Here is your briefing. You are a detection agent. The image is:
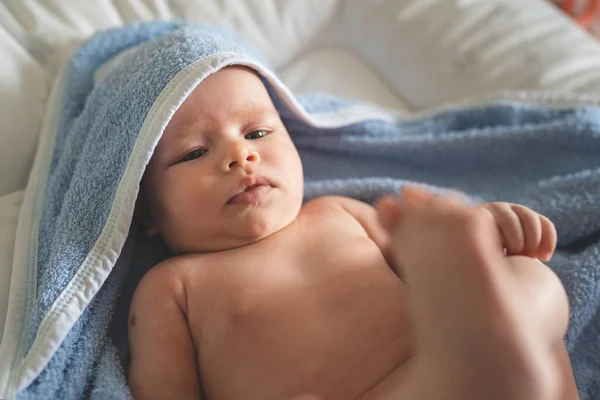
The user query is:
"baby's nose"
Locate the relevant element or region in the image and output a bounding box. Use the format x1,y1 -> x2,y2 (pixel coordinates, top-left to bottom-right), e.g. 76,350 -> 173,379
225,143 -> 260,171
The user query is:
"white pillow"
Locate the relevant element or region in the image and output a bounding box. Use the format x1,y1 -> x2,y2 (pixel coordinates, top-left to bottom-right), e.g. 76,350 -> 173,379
0,24 -> 50,196
0,190 -> 24,343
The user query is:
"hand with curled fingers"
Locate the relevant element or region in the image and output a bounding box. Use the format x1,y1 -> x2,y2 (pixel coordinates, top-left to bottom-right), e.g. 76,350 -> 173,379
375,186 -> 507,281
477,202 -> 557,262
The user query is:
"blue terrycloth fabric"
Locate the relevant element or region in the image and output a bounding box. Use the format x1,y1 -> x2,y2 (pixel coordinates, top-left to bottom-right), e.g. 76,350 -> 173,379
5,20 -> 600,399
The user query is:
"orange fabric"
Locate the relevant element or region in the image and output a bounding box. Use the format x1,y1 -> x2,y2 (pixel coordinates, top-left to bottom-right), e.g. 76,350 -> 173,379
561,0 -> 600,27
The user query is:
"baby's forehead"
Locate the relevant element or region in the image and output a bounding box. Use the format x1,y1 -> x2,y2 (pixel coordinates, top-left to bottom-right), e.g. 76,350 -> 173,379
158,66 -> 278,137
168,103 -> 279,134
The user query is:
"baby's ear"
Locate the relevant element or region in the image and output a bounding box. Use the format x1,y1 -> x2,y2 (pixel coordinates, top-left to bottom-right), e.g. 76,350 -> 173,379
134,187 -> 159,237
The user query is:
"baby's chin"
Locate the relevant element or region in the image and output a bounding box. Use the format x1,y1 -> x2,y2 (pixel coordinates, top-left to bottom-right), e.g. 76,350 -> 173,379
166,215 -> 297,254
222,214 -> 297,250
225,201 -> 300,242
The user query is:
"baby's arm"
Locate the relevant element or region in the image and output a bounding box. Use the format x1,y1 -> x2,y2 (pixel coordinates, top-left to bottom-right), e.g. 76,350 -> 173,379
375,187 -> 573,400
128,262 -> 202,400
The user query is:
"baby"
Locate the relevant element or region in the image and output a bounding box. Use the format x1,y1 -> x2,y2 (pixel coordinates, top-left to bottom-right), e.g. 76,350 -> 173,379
127,66 -> 579,400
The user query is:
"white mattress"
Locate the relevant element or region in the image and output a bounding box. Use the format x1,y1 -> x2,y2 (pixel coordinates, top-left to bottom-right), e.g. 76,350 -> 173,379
3,0 -> 600,346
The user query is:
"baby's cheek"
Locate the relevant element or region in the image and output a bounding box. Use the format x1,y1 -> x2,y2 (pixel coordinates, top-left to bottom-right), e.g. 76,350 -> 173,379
160,183 -> 207,223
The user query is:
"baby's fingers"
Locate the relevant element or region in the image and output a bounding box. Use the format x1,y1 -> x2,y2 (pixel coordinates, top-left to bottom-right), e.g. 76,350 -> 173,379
375,196 -> 402,233
375,187 -> 436,233
510,205 -> 543,258
483,203 -> 525,255
537,215 -> 557,262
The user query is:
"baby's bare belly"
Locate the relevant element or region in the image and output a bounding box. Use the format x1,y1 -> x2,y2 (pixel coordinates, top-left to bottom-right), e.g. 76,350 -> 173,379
188,244 -> 415,400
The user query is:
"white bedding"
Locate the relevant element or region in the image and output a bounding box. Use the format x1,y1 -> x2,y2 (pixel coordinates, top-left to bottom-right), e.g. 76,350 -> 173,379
2,0 -> 600,346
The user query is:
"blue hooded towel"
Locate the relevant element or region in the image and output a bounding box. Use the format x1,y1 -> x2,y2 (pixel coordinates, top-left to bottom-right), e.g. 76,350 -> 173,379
1,20 -> 600,399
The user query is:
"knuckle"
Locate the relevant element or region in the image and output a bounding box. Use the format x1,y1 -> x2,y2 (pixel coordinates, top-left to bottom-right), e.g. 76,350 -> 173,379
510,238 -> 525,254
522,214 -> 540,234
519,208 -> 538,224
474,206 -> 496,222
510,203 -> 529,212
480,202 -> 503,213
462,207 -> 495,233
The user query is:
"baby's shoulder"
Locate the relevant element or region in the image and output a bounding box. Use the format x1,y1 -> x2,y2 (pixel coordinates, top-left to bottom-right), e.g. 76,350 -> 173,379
300,196 -> 370,232
136,255 -> 207,293
128,259 -> 187,319
302,195 -> 373,220
132,254 -> 212,312
302,195 -> 352,214
135,258 -> 186,294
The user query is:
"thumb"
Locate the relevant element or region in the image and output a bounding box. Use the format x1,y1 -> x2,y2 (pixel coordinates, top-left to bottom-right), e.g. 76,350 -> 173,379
375,195 -> 402,233
401,186 -> 436,205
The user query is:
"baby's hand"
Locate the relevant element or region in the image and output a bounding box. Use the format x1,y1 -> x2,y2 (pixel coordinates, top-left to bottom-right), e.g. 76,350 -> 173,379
375,186 -> 505,280
478,202 -> 557,262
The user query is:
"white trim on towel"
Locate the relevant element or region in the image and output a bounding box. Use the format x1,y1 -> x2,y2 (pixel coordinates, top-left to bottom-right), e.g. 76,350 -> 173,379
0,65 -> 67,400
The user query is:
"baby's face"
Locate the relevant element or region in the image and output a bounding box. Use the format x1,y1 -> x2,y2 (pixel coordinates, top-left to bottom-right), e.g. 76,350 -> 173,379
140,66 -> 304,254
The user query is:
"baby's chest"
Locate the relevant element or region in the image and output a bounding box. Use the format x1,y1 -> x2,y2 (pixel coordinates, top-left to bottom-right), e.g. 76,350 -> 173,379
219,209 -> 392,319
191,220 -> 407,398
190,235 -> 408,398
216,227 -> 393,327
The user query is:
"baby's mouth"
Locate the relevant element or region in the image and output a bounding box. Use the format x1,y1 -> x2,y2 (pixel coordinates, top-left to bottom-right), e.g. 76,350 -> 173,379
227,176 -> 273,205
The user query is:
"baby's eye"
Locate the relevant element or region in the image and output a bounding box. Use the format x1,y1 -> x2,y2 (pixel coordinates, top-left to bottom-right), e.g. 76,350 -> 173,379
244,130 -> 269,140
180,148 -> 207,163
